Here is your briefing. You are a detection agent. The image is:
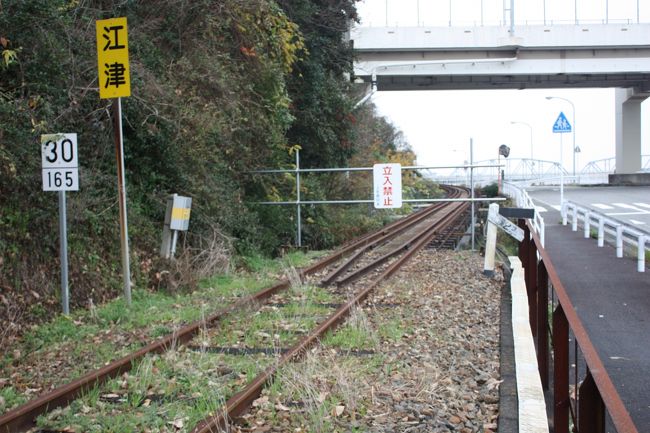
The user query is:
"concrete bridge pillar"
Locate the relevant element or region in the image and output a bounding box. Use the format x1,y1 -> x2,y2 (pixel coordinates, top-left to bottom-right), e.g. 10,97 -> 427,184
614,88 -> 646,174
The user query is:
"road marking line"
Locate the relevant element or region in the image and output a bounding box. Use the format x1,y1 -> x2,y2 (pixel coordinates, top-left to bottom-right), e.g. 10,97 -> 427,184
535,206 -> 547,213
629,219 -> 646,225
592,203 -> 614,210
605,211 -> 648,216
613,203 -> 644,211
633,203 -> 650,209
551,205 -> 562,211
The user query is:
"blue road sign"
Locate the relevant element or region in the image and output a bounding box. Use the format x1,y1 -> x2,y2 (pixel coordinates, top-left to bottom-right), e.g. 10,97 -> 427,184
552,111 -> 572,133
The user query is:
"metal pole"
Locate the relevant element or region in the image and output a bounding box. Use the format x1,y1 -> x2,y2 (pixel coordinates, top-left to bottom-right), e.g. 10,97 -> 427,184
385,0 -> 388,26
112,97 -> 131,305
510,0 -> 515,33
572,104 -> 576,178
470,138 -> 475,251
58,191 -> 70,315
560,133 -> 564,209
543,0 -> 547,26
416,0 -> 420,26
575,0 -> 578,24
480,0 -> 484,26
606,0 -> 609,24
449,0 -> 452,26
296,149 -> 302,247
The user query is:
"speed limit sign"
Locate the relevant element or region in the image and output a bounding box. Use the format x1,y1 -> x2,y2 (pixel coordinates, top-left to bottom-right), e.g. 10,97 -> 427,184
41,133 -> 79,191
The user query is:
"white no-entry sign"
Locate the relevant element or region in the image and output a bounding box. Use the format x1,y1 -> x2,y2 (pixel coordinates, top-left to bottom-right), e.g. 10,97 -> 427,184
41,133 -> 79,191
373,163 -> 402,209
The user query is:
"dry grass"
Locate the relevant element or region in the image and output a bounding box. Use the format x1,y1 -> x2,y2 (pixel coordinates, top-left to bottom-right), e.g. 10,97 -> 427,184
272,348 -> 367,433
156,225 -> 232,293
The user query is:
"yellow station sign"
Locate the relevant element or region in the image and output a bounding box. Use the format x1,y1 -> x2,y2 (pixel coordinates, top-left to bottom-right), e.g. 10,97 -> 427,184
96,17 -> 131,99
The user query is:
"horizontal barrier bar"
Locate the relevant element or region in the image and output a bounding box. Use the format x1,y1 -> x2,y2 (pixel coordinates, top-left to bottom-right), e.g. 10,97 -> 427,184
256,197 -> 506,205
251,164 -> 503,174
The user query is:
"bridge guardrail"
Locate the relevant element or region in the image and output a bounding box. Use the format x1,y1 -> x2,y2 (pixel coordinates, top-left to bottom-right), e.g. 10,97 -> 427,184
519,222 -> 639,433
561,201 -> 648,272
503,182 -> 545,246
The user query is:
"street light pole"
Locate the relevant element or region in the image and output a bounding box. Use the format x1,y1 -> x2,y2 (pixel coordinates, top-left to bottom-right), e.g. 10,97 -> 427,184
546,96 -> 576,178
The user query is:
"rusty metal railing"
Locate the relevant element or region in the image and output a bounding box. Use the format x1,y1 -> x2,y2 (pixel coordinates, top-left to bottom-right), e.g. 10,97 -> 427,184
518,220 -> 639,433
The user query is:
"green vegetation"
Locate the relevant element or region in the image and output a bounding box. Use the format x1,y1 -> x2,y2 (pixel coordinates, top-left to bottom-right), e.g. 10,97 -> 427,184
481,182 -> 500,198
36,351 -> 262,433
0,250 -> 321,407
322,309 -> 379,350
0,1 -> 442,335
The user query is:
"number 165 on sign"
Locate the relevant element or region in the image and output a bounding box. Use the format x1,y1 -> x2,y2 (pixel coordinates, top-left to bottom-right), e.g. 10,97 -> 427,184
41,133 -> 79,191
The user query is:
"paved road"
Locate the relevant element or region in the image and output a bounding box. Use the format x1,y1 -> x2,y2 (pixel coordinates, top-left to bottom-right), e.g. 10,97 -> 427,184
524,185 -> 650,430
527,185 -> 650,228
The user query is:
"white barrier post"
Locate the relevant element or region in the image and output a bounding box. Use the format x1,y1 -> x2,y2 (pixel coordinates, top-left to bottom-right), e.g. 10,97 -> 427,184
616,225 -> 623,258
584,211 -> 590,239
638,235 -> 646,273
572,206 -> 578,232
562,202 -> 568,225
483,203 -> 499,276
597,218 -> 605,247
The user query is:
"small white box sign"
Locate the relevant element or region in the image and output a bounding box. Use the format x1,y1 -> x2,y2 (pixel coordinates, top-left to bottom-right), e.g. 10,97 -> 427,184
41,133 -> 79,191
373,163 -> 402,209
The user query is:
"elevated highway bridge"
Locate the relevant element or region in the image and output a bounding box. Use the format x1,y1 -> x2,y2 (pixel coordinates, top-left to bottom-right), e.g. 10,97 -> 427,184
351,21 -> 650,176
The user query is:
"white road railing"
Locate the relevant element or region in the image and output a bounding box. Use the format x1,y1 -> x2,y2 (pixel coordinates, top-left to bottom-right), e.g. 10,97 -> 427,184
561,201 -> 648,273
503,182 -> 545,247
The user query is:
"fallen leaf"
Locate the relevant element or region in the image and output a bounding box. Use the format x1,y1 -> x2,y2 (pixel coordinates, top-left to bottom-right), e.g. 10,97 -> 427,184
252,396 -> 269,407
168,418 -> 184,429
275,402 -> 290,411
332,405 -> 345,417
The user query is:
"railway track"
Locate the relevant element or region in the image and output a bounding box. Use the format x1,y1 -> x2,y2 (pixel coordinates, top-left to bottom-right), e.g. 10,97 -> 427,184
0,185 -> 472,433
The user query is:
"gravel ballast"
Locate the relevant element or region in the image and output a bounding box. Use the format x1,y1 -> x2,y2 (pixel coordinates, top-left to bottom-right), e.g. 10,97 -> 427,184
234,250 -> 503,433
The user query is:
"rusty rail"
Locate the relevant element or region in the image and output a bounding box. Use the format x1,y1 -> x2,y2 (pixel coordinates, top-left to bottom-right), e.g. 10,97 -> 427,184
0,187 -> 469,433
191,197 -> 470,432
519,220 -> 639,433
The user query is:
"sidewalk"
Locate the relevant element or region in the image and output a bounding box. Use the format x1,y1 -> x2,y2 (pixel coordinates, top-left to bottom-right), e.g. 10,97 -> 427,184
542,212 -> 650,429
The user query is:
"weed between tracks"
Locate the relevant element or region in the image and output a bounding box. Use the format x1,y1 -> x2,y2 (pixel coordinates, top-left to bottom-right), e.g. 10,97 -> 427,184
0,251 -> 325,416
234,250 -> 501,433
32,259 -> 339,432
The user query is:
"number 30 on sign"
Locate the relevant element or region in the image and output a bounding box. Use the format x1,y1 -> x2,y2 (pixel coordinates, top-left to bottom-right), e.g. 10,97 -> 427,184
41,133 -> 79,191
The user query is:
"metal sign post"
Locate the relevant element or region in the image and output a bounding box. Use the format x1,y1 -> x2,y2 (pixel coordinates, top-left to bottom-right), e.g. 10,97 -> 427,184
112,98 -> 131,304
296,149 -> 302,247
552,111 -> 572,220
41,133 -> 79,315
97,17 -> 132,304
58,191 -> 70,315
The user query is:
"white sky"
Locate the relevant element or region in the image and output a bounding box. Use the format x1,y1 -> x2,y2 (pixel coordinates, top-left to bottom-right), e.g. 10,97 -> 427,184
356,0 -> 650,171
